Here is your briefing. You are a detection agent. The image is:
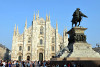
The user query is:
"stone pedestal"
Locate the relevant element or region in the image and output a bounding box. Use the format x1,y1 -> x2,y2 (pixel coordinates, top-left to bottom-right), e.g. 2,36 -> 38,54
67,27 -> 100,57
52,27 -> 100,59
50,27 -> 100,67
68,27 -> 87,44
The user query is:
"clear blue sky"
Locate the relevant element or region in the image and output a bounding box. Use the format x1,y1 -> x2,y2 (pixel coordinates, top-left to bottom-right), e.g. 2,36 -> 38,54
0,0 -> 100,50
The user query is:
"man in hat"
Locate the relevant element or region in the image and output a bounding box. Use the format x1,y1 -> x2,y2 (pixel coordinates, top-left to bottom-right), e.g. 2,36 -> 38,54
71,8 -> 87,27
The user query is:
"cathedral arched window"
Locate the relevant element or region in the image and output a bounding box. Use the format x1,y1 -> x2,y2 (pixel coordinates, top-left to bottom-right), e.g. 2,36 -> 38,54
52,37 -> 55,43
40,39 -> 43,45
28,37 -> 31,43
40,26 -> 44,35
28,46 -> 30,51
52,46 -> 54,51
18,56 -> 22,61
19,46 -> 22,51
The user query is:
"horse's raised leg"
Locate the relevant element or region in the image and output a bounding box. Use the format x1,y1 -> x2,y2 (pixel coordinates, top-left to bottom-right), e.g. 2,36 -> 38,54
78,22 -> 80,26
75,23 -> 76,27
75,22 -> 77,27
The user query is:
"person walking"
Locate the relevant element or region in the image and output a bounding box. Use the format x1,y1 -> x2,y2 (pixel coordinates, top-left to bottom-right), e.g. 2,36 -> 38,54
26,61 -> 30,67
16,61 -> 19,67
8,61 -> 12,67
0,60 -> 3,67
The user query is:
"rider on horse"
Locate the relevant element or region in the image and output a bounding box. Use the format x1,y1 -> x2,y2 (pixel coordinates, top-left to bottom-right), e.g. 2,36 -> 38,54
71,8 -> 88,27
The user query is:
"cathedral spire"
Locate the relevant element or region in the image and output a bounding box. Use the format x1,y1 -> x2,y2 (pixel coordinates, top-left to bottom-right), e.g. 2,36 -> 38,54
65,27 -> 67,32
56,21 -> 58,30
25,18 -> 27,29
14,24 -> 16,32
33,12 -> 35,20
55,20 -> 59,53
13,24 -> 16,36
46,14 -> 48,21
63,29 -> 66,37
16,25 -> 19,35
48,13 -> 50,21
36,10 -> 39,20
38,10 -> 39,18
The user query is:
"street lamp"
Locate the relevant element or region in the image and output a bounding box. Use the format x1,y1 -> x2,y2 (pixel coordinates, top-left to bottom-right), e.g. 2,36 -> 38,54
96,43 -> 100,48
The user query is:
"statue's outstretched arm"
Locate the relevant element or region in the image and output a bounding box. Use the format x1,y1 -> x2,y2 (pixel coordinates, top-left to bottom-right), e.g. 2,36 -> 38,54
80,11 -> 88,18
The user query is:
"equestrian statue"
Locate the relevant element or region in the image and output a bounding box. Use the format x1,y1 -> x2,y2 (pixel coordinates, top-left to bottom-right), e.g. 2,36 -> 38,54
71,8 -> 88,27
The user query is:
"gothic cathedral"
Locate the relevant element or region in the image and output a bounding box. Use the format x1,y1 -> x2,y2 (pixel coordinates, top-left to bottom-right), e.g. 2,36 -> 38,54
11,11 -> 68,61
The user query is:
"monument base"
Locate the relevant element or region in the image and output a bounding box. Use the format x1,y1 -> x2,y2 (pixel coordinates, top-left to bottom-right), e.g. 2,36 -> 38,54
67,42 -> 100,58
50,58 -> 100,67
60,27 -> 100,58
51,57 -> 100,61
50,27 -> 100,67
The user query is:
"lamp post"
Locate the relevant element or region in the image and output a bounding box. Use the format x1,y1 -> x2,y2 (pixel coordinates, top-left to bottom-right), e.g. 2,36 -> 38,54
96,43 -> 100,48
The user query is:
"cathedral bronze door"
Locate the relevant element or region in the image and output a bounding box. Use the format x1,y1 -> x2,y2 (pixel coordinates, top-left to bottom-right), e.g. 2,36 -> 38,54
27,56 -> 30,61
18,56 -> 21,61
39,53 -> 43,61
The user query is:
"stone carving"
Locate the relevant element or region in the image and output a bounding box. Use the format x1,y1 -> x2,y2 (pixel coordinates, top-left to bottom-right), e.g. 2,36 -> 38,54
69,33 -> 86,43
55,47 -> 70,58
74,34 -> 86,42
67,27 -> 87,44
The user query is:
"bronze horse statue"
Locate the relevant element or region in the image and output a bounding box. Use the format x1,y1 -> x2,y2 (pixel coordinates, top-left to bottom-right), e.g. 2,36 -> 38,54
71,8 -> 88,27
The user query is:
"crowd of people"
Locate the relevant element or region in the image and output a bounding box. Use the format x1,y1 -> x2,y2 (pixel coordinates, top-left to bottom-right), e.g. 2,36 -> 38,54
0,60 -> 50,67
0,60 -> 83,67
51,63 -> 83,67
1,60 -> 100,67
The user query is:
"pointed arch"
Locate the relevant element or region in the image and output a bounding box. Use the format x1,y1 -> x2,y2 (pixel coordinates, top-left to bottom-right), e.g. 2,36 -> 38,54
40,26 -> 44,35
19,46 -> 22,51
40,39 -> 43,45
52,37 -> 55,43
